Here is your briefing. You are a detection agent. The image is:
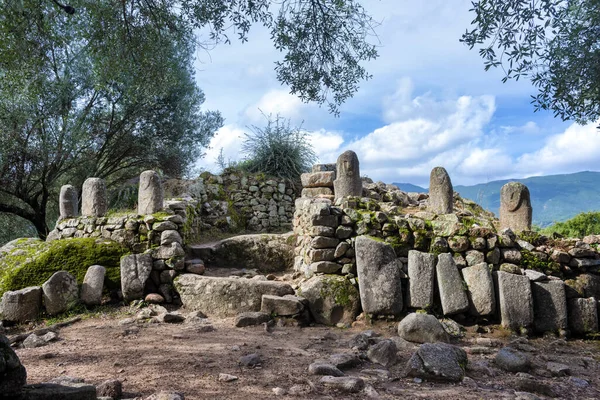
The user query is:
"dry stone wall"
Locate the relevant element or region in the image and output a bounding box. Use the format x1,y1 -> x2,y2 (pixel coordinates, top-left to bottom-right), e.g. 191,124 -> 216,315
293,159 -> 600,334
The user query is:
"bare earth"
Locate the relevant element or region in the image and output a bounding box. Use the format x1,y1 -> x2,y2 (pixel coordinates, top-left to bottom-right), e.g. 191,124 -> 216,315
11,310 -> 600,400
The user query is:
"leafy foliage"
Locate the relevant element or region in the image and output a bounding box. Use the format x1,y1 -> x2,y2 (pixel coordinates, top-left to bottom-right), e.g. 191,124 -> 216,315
541,211 -> 600,238
153,0 -> 379,114
461,0 -> 600,123
239,114 -> 317,180
0,0 -> 222,237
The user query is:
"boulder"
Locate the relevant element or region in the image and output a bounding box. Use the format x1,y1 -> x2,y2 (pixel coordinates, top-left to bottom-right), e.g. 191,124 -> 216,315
80,265 -> 106,306
532,280 -> 567,333
461,263 -> 495,316
260,295 -> 305,316
367,339 -> 397,367
120,253 -> 153,302
568,297 -> 598,334
495,347 -> 530,372
174,274 -> 294,318
496,271 -> 534,331
301,172 -> 335,188
436,253 -> 469,315
42,271 -> 79,315
355,236 -> 403,316
0,286 -> 42,323
299,275 -> 360,326
407,250 -> 436,309
397,313 -> 449,343
0,333 -> 27,397
405,343 -> 467,382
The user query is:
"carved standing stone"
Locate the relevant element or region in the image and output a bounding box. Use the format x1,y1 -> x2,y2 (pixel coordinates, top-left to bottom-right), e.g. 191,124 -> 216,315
428,167 -> 453,214
333,150 -> 362,201
138,170 -> 163,215
81,178 -> 107,217
59,185 -> 79,219
499,182 -> 532,233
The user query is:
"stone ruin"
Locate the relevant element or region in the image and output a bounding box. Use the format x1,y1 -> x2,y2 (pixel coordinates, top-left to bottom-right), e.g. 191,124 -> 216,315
3,151 -> 600,397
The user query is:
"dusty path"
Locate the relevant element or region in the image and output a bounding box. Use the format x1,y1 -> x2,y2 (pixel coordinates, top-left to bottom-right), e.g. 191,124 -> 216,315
10,310 -> 600,399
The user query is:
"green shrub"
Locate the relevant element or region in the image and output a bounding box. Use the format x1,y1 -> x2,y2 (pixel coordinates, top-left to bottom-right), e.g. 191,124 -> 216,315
541,211 -> 600,238
238,113 -> 317,180
0,238 -> 129,296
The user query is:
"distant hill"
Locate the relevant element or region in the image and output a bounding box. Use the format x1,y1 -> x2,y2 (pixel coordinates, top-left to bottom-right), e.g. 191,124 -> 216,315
393,183 -> 428,193
396,171 -> 600,227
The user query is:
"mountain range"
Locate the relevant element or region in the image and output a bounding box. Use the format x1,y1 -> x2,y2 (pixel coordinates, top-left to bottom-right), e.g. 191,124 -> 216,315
393,171 -> 600,227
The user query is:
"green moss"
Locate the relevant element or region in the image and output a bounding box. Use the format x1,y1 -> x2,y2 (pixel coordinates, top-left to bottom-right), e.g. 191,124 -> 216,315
518,231 -> 545,246
0,238 -> 129,296
521,250 -> 561,275
320,276 -> 356,307
413,229 -> 432,251
151,211 -> 172,220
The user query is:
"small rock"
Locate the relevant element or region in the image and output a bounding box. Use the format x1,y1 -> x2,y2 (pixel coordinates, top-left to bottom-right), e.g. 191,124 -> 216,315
239,353 -> 262,367
144,293 -> 165,304
329,353 -> 361,369
97,379 -> 123,399
363,384 -> 380,398
159,313 -> 185,323
319,376 -> 365,393
234,312 -> 271,327
405,343 -> 468,382
218,373 -> 238,382
360,369 -> 390,379
569,377 -> 589,387
145,391 -> 185,400
272,387 -> 286,395
397,313 -> 449,343
546,361 -> 570,376
367,339 -> 397,367
495,347 -> 531,373
308,362 -> 344,377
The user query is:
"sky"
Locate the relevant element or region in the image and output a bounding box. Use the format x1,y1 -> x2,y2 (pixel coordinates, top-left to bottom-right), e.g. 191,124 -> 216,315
192,0 -> 600,187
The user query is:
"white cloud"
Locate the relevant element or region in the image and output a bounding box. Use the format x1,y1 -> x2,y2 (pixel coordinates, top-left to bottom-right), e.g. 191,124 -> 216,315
308,129 -> 345,163
196,124 -> 246,173
516,122 -> 600,175
243,89 -> 306,125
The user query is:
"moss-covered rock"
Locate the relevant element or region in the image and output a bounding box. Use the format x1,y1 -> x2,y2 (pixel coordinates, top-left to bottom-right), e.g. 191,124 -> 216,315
0,237 -> 129,296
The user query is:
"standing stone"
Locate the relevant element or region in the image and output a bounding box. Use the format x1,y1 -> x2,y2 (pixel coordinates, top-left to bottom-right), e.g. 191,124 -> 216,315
0,287 -> 42,323
81,177 -> 107,217
333,150 -> 363,201
496,271 -> 534,331
121,253 -> 153,302
138,170 -> 163,215
355,236 -> 403,316
461,263 -> 496,316
436,253 -> 469,315
499,182 -> 532,233
532,280 -> 567,333
42,271 -> 79,315
80,265 -> 106,306
428,167 -> 453,214
407,250 -> 436,309
59,185 -> 79,219
568,297 -> 598,334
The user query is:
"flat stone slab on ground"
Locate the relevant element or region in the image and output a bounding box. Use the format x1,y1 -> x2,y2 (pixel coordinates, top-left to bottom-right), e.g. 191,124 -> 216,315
174,274 -> 294,318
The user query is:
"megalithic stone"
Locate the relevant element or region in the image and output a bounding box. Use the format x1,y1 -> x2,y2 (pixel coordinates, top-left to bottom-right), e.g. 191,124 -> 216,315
428,167 -> 453,214
499,182 -> 532,233
138,170 -> 163,215
81,177 -> 107,217
333,150 -> 363,201
59,184 -> 79,219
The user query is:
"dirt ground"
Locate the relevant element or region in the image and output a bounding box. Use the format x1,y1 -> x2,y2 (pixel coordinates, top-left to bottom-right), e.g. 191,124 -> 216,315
8,309 -> 600,400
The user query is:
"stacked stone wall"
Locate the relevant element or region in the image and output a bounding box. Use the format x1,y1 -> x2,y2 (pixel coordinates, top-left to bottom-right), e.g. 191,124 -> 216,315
293,178 -> 600,334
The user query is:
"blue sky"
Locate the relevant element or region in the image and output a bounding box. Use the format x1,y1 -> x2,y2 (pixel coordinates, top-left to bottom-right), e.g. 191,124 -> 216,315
193,0 -> 599,187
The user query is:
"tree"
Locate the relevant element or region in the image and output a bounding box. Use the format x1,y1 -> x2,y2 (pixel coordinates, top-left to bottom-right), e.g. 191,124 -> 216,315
0,0 -> 222,238
461,0 -> 600,124
239,114 -> 317,180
